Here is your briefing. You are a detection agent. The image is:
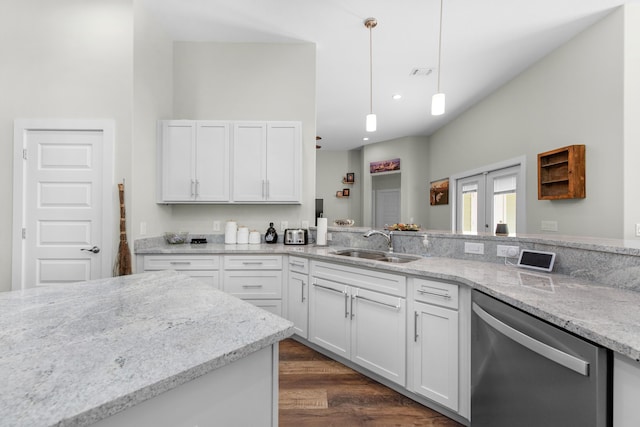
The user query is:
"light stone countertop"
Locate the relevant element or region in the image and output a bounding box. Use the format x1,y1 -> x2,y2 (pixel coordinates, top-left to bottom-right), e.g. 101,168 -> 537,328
137,241 -> 640,362
0,270 -> 294,427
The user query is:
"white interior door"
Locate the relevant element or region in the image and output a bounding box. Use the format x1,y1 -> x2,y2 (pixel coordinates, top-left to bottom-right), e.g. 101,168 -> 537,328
12,120 -> 114,290
374,189 -> 401,228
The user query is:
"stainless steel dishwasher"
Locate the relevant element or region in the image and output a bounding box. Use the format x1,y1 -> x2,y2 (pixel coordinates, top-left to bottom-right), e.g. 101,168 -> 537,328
471,290 -> 611,427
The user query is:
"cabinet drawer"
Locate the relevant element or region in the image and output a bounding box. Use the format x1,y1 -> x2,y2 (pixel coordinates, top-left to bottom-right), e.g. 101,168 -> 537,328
224,255 -> 282,270
223,271 -> 283,299
412,278 -> 459,309
245,299 -> 282,317
311,261 -> 406,297
144,255 -> 220,271
288,256 -> 309,274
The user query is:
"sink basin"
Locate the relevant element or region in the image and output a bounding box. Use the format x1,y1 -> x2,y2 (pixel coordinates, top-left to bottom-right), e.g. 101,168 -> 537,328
332,249 -> 421,263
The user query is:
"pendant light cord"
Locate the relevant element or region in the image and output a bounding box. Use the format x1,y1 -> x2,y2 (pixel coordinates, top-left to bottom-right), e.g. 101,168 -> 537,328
369,23 -> 374,114
436,0 -> 444,92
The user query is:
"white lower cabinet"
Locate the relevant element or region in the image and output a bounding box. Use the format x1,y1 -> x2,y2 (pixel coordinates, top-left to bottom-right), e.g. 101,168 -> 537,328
408,278 -> 462,413
286,256 -> 309,338
614,353 -> 640,427
141,255 -> 221,289
309,261 -> 406,386
223,255 -> 283,316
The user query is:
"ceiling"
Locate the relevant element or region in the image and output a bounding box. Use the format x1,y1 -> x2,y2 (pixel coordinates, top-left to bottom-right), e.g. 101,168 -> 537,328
140,0 -> 631,150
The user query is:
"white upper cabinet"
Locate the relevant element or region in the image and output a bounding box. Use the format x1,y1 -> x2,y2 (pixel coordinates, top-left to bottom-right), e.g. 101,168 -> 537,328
158,120 -> 300,204
232,121 -> 301,203
158,120 -> 230,203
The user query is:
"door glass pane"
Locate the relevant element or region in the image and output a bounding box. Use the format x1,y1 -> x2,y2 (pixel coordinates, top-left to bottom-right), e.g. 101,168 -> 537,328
462,190 -> 478,233
493,192 -> 516,234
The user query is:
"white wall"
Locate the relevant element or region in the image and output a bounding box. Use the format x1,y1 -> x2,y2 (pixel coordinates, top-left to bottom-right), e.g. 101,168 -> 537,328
132,0 -> 174,240
316,150 -> 364,225
623,4 -> 640,240
362,136 -> 430,227
142,42 -> 317,234
0,0 -> 133,292
427,8 -> 625,238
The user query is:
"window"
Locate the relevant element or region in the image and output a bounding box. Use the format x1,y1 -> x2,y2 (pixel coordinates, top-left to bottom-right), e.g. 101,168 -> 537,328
452,159 -> 525,235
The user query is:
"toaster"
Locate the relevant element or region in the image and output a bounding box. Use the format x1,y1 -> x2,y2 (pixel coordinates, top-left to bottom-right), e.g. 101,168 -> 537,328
284,228 -> 308,245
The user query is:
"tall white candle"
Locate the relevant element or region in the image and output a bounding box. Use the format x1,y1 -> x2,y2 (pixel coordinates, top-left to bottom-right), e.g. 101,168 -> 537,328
316,218 -> 328,246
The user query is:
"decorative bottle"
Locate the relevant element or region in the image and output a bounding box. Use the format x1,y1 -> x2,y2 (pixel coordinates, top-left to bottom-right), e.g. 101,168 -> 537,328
265,222 -> 278,244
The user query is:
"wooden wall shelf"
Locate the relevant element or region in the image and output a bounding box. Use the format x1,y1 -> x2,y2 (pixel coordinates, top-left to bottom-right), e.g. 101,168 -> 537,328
538,145 -> 585,200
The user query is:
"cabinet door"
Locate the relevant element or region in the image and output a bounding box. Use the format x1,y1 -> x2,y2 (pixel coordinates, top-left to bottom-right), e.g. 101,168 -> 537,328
161,121 -> 196,202
265,122 -> 301,202
412,301 -> 459,411
351,288 -> 406,386
232,122 -> 266,201
195,121 -> 230,201
309,278 -> 350,359
288,271 -> 308,338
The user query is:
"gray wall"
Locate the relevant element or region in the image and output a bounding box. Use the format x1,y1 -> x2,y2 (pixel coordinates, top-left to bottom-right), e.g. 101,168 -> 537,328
427,7 -> 626,239
1,0 -> 134,291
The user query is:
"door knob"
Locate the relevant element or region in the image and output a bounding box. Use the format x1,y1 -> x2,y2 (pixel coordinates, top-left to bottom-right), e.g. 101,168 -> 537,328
81,246 -> 101,254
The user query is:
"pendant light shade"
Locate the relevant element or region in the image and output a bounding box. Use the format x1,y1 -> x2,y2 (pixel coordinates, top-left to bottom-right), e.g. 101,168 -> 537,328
431,93 -> 445,116
432,0 -> 446,116
365,17 -> 377,132
366,113 -> 377,132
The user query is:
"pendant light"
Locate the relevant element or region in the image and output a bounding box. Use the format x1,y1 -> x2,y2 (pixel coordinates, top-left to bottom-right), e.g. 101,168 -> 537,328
364,17 -> 377,132
431,0 -> 445,116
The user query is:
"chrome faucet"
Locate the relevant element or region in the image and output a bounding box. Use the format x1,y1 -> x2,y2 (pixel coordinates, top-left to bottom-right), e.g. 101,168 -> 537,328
363,230 -> 394,252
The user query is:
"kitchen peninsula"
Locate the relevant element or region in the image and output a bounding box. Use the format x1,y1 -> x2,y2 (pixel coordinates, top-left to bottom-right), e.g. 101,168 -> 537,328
0,270 -> 294,426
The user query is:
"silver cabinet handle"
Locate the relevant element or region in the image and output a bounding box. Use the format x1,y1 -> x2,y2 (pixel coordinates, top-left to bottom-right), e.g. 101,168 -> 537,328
354,294 -> 401,311
242,261 -> 264,265
472,302 -> 590,376
414,311 -> 419,342
312,282 -> 345,295
290,261 -> 305,268
350,294 -> 355,319
345,293 -> 350,319
169,261 -> 191,265
190,179 -> 195,196
266,180 -> 270,199
195,179 -> 200,196
301,281 -> 306,302
417,288 -> 451,299
242,284 -> 263,289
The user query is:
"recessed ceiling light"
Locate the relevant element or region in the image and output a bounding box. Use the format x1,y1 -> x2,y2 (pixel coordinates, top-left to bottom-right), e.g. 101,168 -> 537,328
392,94 -> 402,100
363,137 -> 369,141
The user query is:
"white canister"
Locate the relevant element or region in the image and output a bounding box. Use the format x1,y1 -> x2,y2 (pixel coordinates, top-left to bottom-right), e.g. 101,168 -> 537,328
249,230 -> 261,245
237,226 -> 249,244
225,221 -> 237,244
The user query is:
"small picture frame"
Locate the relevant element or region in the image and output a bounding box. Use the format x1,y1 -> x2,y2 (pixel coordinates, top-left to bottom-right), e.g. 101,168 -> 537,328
430,178 -> 450,206
342,188 -> 350,197
346,173 -> 355,183
336,190 -> 343,197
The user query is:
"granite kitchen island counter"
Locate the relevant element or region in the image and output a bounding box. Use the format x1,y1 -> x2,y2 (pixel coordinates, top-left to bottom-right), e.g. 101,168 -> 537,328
0,270 -> 294,427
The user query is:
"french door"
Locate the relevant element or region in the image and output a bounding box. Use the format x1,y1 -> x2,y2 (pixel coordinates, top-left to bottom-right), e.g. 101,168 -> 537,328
455,165 -> 522,235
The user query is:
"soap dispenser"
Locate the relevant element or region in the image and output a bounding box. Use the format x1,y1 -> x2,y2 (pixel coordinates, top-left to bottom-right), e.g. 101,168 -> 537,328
265,222 -> 278,244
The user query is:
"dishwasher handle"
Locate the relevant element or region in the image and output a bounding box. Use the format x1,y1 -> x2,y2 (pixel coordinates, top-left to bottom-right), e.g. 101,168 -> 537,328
472,302 -> 590,376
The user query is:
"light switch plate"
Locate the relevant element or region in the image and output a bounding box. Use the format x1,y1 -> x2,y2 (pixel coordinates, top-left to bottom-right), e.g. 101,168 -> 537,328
464,242 -> 484,255
541,220 -> 558,232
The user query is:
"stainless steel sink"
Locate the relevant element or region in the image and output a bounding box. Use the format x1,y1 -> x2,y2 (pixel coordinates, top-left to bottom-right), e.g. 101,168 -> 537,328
332,249 -> 421,263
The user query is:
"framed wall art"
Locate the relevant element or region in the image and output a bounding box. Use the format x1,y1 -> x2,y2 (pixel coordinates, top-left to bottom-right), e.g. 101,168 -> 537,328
430,178 -> 449,205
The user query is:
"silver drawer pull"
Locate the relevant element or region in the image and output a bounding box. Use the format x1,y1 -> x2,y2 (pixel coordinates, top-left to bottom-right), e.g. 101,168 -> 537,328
290,261 -> 305,267
242,284 -> 263,289
417,288 -> 451,299
313,282 -> 346,295
170,261 -> 191,265
355,294 -> 401,310
242,261 -> 264,265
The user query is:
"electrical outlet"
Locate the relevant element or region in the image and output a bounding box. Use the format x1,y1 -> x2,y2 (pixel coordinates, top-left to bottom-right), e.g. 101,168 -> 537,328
636,223 -> 640,237
327,232 -> 333,241
213,221 -> 221,231
280,221 -> 288,231
301,220 -> 309,229
464,242 -> 484,255
541,220 -> 558,232
497,245 -> 520,258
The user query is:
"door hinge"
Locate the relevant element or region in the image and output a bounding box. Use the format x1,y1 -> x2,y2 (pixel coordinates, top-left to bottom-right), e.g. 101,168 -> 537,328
22,228 -> 26,239
22,149 -> 27,160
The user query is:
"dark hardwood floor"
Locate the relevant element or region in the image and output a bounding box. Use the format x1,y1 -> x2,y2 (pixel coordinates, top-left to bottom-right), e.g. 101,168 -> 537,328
279,338 -> 463,427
